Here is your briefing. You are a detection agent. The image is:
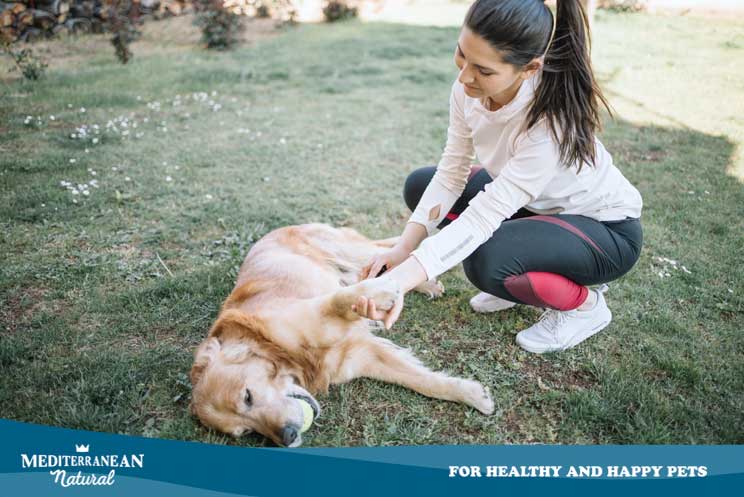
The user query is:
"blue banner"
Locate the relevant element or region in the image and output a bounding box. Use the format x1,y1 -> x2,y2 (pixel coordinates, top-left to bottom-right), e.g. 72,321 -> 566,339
1,419 -> 741,496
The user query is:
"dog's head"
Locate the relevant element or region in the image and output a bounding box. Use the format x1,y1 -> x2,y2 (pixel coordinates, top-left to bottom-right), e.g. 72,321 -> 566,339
189,310 -> 322,447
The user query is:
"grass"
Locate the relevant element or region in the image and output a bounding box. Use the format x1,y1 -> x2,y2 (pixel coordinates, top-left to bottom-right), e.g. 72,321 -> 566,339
1,10 -> 743,446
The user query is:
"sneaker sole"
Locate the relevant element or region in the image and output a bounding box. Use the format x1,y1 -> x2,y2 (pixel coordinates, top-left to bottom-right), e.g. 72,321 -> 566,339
516,311 -> 612,354
471,302 -> 517,313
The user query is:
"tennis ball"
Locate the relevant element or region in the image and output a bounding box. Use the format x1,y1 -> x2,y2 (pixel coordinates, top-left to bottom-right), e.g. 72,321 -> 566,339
298,398 -> 314,433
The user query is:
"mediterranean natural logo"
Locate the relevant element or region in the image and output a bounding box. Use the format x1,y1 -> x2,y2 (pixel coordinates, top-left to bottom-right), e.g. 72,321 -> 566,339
20,443 -> 144,487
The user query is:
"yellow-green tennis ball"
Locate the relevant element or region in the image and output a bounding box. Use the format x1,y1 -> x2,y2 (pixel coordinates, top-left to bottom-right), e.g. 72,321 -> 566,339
298,399 -> 314,433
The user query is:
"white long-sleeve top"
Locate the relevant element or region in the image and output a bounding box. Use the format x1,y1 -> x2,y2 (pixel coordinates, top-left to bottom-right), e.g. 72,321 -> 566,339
409,77 -> 643,280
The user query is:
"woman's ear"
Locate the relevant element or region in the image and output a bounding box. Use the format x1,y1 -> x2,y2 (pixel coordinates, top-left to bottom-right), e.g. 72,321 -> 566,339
520,58 -> 544,80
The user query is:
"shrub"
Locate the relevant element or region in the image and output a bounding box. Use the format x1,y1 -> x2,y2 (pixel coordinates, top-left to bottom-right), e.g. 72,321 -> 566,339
104,0 -> 144,64
598,0 -> 649,12
193,0 -> 246,50
1,40 -> 48,80
323,0 -> 358,22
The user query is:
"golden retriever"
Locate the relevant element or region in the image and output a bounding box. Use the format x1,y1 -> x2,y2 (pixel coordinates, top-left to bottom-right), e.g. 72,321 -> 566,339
190,223 -> 494,447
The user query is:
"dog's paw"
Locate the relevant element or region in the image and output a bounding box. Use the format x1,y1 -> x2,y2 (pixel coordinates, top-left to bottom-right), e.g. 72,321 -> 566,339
458,379 -> 495,415
414,278 -> 445,299
354,278 -> 401,312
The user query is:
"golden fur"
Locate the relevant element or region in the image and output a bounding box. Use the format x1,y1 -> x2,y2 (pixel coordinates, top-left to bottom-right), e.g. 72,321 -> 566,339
190,223 -> 494,447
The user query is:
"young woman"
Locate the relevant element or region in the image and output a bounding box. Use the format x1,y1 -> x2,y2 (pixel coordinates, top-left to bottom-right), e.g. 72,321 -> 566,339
355,0 -> 643,354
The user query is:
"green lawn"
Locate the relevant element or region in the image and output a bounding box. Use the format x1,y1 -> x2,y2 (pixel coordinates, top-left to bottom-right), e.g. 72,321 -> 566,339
1,10 -> 743,446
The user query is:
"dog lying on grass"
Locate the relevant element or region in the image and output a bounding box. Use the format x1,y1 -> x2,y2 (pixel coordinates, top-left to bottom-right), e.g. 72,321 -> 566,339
190,223 -> 494,447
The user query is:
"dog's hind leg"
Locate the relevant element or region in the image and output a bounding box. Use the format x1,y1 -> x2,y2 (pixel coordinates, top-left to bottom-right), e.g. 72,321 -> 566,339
336,336 -> 494,415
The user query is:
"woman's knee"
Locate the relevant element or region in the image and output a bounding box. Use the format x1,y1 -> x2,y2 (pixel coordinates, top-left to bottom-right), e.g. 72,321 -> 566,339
462,244 -> 515,297
403,166 -> 436,211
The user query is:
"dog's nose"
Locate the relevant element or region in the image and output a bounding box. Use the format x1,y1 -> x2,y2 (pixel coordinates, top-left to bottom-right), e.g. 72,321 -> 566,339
281,425 -> 299,446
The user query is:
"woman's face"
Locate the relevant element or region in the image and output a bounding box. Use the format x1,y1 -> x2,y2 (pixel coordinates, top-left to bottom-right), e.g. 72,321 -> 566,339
455,27 -> 535,104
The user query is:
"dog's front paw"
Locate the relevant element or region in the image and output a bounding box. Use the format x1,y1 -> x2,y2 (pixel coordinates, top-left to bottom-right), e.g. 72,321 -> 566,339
458,379 -> 495,415
354,278 -> 401,312
414,278 -> 445,299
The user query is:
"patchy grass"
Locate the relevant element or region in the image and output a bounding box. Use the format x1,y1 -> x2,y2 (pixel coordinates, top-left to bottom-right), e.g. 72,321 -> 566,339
1,11 -> 743,446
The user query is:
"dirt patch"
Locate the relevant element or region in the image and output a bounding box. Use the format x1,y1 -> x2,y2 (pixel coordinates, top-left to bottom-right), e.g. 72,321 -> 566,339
520,356 -> 599,392
1,287 -> 55,335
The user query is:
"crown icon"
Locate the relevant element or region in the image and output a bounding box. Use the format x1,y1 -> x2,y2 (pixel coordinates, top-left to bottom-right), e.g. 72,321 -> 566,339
75,444 -> 90,453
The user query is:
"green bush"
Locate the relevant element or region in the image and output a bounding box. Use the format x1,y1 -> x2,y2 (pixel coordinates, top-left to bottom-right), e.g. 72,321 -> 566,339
1,40 -> 48,80
323,0 -> 358,22
598,0 -> 649,12
104,0 -> 144,64
193,0 -> 246,50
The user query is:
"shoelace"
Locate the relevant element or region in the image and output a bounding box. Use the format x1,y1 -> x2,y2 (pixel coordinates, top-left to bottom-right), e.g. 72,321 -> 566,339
537,309 -> 569,336
536,284 -> 609,337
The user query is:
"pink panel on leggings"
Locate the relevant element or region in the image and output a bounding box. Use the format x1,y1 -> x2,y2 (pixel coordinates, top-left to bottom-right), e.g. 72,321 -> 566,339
444,166 -> 483,222
505,272 -> 588,311
523,216 -> 606,256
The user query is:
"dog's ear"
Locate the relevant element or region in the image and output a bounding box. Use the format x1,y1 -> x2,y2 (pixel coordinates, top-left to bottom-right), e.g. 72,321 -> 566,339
190,337 -> 221,387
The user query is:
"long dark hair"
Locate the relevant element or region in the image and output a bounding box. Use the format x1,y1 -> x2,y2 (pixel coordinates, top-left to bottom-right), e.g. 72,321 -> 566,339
465,0 -> 611,169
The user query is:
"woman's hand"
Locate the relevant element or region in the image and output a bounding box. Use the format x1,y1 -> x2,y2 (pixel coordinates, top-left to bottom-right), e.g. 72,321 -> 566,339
351,291 -> 404,330
360,245 -> 411,280
353,255 -> 429,330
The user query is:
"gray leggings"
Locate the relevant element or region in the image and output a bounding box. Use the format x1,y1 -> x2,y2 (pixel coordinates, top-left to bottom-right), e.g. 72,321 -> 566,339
404,166 -> 643,310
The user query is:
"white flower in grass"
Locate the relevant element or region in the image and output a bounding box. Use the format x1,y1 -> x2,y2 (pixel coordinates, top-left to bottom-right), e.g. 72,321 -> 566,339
92,138 -> 99,144
112,167 -> 118,171
85,148 -> 89,153
144,117 -> 149,123
68,104 -> 73,108
125,177 -> 131,182
50,115 -> 55,121
71,189 -> 79,195
82,190 -> 90,196
163,161 -> 168,166
166,176 -> 173,182
205,194 -> 213,200
72,198 -> 78,204
279,138 -> 287,145
80,107 -> 86,113
69,159 -> 76,164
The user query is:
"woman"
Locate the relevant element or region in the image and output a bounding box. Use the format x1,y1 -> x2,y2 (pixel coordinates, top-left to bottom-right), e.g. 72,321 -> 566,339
355,0 -> 643,354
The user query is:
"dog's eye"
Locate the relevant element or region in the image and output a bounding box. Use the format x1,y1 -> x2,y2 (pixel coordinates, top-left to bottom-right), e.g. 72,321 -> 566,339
244,389 -> 252,407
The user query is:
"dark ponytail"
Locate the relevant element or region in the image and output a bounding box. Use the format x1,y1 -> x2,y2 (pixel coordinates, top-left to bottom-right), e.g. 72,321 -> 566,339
465,0 -> 612,170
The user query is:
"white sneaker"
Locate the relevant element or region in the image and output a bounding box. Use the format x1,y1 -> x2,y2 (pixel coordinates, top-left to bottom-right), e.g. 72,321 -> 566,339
469,292 -> 517,313
516,285 -> 611,353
